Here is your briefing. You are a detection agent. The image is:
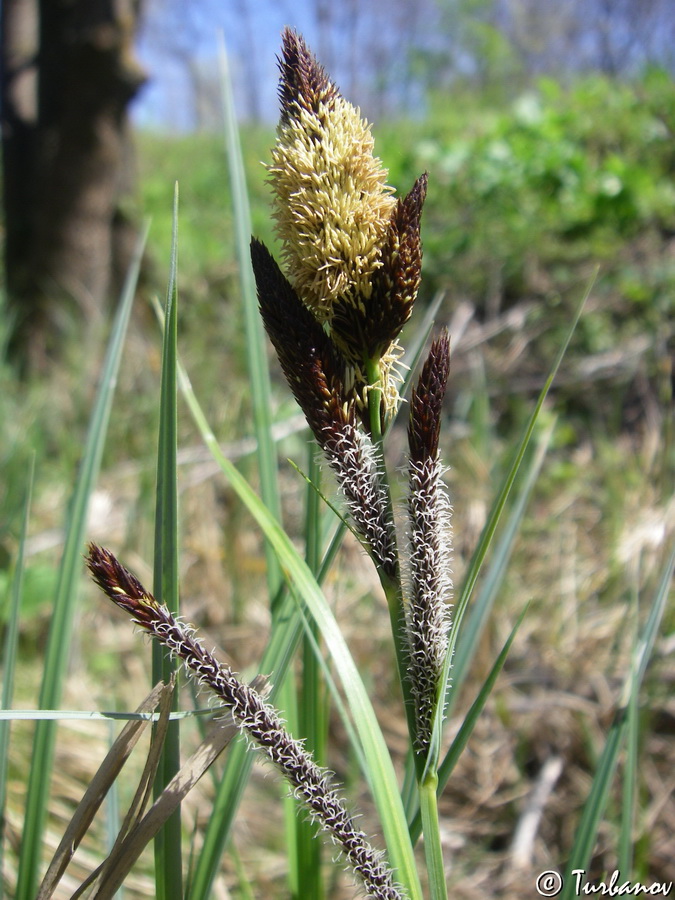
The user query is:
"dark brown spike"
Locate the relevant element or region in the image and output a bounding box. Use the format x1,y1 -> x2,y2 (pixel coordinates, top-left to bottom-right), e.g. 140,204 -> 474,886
328,296 -> 368,365
251,238 -> 353,443
408,329 -> 450,463
277,27 -> 340,125
86,543 -> 164,632
330,173 -> 428,364
371,172 -> 428,346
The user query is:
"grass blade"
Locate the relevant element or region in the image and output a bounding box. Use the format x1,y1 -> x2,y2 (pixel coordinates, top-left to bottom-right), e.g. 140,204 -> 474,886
151,184 -> 183,898
0,458 -> 34,900
418,771 -> 447,900
560,542 -> 674,897
219,34 -> 313,893
15,225 -> 147,900
218,33 -> 282,554
186,39 -> 290,895
35,683 -> 167,899
450,422 -> 553,704
90,717 -> 234,900
297,449 -> 327,898
619,634 -> 639,877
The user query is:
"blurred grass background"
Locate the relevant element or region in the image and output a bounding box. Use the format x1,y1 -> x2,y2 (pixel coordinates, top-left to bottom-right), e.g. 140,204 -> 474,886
1,69 -> 674,896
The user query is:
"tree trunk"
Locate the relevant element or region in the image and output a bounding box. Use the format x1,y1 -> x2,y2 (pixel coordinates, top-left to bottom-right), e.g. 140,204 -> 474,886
1,0 -> 146,370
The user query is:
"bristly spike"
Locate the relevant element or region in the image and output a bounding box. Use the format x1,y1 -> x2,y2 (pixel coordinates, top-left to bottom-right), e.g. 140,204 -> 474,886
405,332 -> 453,752
86,544 -> 405,900
321,424 -> 399,580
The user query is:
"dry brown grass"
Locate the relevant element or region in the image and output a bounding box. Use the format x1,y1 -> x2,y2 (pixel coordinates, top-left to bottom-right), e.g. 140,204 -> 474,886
4,309 -> 673,897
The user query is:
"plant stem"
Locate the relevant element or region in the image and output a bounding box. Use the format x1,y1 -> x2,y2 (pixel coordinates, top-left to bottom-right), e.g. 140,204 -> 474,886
152,188 -> 182,899
366,358 -> 385,447
364,356 -> 420,755
419,771 -> 448,900
297,449 -> 326,898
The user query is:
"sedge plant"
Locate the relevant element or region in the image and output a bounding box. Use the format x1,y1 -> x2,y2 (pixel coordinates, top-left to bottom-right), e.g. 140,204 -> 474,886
88,29 -> 454,897
252,30 -> 450,768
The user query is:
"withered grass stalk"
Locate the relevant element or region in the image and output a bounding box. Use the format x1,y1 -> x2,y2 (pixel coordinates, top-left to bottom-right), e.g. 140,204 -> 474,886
87,543 -> 405,900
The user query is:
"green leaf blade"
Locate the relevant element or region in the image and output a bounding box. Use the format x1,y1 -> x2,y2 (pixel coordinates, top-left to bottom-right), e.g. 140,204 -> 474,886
152,185 -> 183,900
15,226 -> 147,900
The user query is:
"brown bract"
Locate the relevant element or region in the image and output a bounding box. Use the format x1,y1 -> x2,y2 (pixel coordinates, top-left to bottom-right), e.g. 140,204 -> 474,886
277,29 -> 339,126
251,237 -> 353,446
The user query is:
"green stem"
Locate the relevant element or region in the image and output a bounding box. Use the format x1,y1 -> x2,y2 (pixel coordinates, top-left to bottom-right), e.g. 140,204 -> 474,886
381,575 -> 419,755
297,450 -> 326,898
419,770 -> 448,900
279,675 -> 300,896
365,358 -> 385,447
364,356 -> 419,755
153,187 -> 182,899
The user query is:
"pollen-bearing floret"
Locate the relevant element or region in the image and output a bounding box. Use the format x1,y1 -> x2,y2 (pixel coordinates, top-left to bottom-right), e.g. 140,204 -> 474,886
269,29 -> 397,321
251,27 -> 430,573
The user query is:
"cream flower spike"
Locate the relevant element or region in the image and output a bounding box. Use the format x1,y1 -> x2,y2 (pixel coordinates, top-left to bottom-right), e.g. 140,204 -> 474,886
269,28 -> 396,321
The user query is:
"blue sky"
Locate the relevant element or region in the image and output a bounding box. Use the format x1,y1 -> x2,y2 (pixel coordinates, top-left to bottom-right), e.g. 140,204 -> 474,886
131,5 -> 343,129
130,0 -> 675,132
